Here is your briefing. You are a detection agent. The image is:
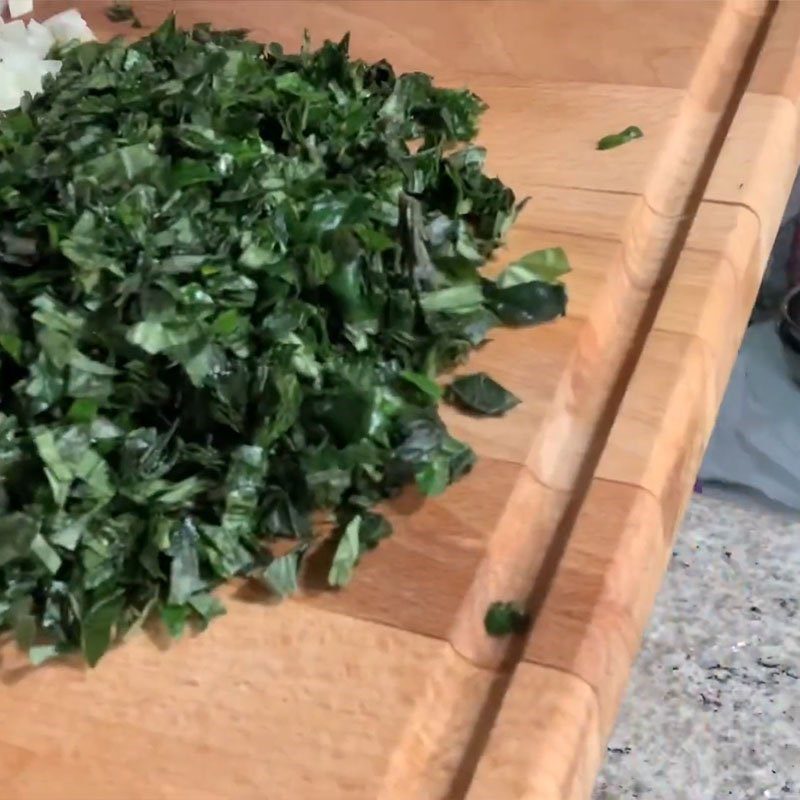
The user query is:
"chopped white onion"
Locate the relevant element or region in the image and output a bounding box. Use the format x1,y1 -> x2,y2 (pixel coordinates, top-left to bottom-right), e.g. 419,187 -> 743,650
0,3 -> 94,113
0,63 -> 23,111
25,18 -> 55,57
9,0 -> 34,19
0,19 -> 28,42
42,9 -> 94,44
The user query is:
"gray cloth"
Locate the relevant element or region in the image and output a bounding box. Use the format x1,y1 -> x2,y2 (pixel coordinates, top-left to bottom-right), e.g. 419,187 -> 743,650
700,322 -> 800,509
754,169 -> 800,320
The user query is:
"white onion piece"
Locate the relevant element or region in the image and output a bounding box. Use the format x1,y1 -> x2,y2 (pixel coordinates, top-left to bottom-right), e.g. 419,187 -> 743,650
0,6 -> 93,113
9,0 -> 34,19
25,19 -> 54,57
42,9 -> 94,44
0,63 -> 23,111
0,19 -> 27,42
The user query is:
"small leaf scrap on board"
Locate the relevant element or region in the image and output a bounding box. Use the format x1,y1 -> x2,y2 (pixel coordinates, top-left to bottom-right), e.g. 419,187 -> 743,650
596,125 -> 643,150
484,601 -> 530,637
445,373 -> 521,417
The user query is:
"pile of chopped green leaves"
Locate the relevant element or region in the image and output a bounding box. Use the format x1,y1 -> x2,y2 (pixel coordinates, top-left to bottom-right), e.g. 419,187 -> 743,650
0,18 -> 568,666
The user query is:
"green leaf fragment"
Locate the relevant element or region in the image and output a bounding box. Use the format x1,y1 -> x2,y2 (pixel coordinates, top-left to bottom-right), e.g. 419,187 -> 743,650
484,601 -> 530,637
11,600 -> 37,651
445,373 -> 521,417
28,644 -> 66,666
167,520 -> 205,605
415,458 -> 450,496
257,548 -> 305,599
161,604 -> 189,639
328,516 -> 361,588
596,125 -> 644,150
497,247 -> 571,287
82,591 -> 125,667
188,592 -> 227,630
30,533 -> 62,574
0,513 -> 38,567
400,371 -> 443,401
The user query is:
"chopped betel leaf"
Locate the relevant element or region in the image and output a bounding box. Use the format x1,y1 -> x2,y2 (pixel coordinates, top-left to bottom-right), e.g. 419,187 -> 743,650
105,1 -> 142,27
498,246 -> 571,286
596,125 -> 644,150
328,516 -> 361,588
0,17 -> 568,666
445,373 -> 521,416
484,601 -> 530,637
257,547 -> 306,599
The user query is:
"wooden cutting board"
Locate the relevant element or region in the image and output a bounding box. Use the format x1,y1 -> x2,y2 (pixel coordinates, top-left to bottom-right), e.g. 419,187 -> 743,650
3,2 -> 800,798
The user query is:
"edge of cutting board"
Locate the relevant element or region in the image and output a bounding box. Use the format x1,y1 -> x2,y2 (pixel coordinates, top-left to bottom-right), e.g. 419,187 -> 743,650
465,5 -> 800,799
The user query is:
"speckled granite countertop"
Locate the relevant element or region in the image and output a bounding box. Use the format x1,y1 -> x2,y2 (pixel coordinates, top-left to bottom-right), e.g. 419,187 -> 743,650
593,493 -> 800,800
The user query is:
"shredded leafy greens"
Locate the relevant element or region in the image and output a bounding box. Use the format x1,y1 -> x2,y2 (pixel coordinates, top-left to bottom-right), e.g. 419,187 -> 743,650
0,19 -> 568,665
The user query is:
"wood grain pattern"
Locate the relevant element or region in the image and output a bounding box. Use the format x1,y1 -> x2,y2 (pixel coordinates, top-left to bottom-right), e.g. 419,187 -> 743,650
3,1 -> 800,798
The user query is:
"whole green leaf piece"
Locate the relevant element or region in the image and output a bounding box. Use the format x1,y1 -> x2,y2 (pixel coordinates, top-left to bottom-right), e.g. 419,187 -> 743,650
0,18 -> 568,666
484,601 -> 530,637
596,125 -> 644,150
445,373 -> 521,417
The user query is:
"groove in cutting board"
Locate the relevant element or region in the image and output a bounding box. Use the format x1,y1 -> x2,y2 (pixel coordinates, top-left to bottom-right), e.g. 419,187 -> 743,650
450,0 -> 776,661
443,0 -> 778,794
461,3 -> 781,797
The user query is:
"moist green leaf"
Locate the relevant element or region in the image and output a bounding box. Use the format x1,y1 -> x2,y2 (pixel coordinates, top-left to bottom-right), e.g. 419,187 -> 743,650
420,284 -> 485,314
357,512 -> 392,551
445,372 -> 520,417
11,600 -> 37,651
167,519 -> 205,605
483,279 -> 567,326
28,644 -> 67,666
0,334 -> 22,362
161,604 -> 189,639
597,125 -> 644,150
30,533 -> 62,574
483,249 -> 569,327
188,592 -> 227,630
257,548 -> 305,599
328,516 -> 361,588
484,601 -> 530,636
81,591 -> 125,667
415,458 -> 450,496
496,247 -> 571,286
400,371 -> 443,401
0,514 -> 38,567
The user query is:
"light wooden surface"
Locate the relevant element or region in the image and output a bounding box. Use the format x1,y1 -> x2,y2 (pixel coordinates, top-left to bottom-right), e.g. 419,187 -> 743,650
3,2 -> 800,798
